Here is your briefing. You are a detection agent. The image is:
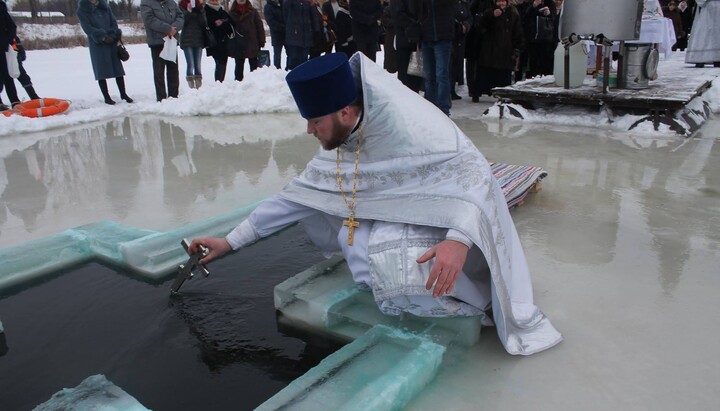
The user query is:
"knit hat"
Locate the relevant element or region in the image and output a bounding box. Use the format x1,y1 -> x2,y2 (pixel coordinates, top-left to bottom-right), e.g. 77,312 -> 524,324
285,53 -> 357,119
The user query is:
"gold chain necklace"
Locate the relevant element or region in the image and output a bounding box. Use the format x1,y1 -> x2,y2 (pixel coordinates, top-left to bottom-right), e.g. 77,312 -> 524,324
336,124 -> 363,246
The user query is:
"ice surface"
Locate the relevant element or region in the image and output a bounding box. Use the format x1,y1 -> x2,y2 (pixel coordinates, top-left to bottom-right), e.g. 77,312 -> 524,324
0,204 -> 259,293
256,325 -> 445,411
32,374 -> 149,411
275,256 -> 483,348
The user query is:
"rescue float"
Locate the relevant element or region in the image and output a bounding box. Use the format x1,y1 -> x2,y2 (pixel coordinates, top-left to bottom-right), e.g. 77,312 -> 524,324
2,98 -> 71,118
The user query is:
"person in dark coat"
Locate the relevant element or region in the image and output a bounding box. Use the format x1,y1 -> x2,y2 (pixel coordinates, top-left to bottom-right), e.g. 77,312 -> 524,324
205,0 -> 234,81
264,0 -> 286,68
524,0 -> 556,78
140,0 -> 184,102
309,0 -> 332,59
677,1 -> 695,51
0,4 -> 39,109
465,0 -> 493,101
451,0 -> 472,99
321,0 -> 340,53
333,0 -> 357,58
8,36 -> 41,102
179,0 -> 206,89
350,0 -> 383,61
390,0 -> 422,93
283,0 -> 319,70
229,0 -> 265,81
418,0 -> 456,116
476,0 -> 523,95
663,1 -> 686,51
381,0 -> 397,72
0,0 -> 20,109
510,0 -> 531,83
77,0 -> 133,105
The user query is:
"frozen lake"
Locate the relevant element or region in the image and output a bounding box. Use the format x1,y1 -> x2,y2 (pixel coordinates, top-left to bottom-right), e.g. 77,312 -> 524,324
1,111 -> 719,409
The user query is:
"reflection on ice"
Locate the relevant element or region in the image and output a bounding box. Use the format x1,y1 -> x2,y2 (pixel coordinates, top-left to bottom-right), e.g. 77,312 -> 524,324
0,114 -> 314,249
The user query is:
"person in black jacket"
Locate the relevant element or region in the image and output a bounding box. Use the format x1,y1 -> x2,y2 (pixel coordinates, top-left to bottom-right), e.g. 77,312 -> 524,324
350,0 -> 383,61
418,0 -> 456,116
391,0 -> 422,92
205,0 -> 234,81
525,0 -> 556,77
333,0 -> 357,58
475,0 -> 523,95
451,0 -> 472,99
1,0 -> 21,109
265,0 -> 286,68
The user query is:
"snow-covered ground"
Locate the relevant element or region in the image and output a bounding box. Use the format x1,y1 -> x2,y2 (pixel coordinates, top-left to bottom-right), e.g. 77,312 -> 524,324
3,29 -> 717,139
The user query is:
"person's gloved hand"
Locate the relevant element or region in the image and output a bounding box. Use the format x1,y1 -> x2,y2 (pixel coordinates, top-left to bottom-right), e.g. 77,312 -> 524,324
102,35 -> 115,44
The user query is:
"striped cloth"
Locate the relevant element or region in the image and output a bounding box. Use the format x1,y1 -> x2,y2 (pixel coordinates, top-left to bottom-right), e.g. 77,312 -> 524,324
491,163 -> 548,208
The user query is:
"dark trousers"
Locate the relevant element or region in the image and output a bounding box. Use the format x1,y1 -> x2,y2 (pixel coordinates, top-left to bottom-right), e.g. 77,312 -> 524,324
356,40 -> 377,62
272,45 -> 284,69
396,47 -> 422,93
150,45 -> 180,101
212,53 -> 229,82
286,46 -> 309,70
234,57 -> 258,82
476,66 -> 512,96
0,50 -> 20,105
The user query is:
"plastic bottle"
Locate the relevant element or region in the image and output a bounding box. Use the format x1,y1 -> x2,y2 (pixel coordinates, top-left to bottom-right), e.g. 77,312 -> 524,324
553,42 -> 588,88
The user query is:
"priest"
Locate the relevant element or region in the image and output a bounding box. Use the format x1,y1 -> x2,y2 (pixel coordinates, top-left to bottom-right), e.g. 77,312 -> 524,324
189,52 -> 562,355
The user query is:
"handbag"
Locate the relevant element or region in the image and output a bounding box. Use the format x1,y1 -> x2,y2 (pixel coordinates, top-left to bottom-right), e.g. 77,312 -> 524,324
117,40 -> 130,62
203,26 -> 217,49
407,49 -> 424,78
225,25 -> 247,58
534,15 -> 554,43
6,45 -> 20,79
258,49 -> 271,67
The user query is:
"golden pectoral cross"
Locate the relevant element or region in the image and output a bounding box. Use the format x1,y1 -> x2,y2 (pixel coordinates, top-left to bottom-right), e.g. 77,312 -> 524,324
342,212 -> 360,246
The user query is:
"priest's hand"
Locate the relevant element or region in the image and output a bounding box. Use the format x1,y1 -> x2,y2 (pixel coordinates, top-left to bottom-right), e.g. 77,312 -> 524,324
417,240 -> 470,297
189,237 -> 231,265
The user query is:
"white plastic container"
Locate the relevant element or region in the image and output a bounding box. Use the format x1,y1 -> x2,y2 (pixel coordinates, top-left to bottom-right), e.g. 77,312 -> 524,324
553,42 -> 588,88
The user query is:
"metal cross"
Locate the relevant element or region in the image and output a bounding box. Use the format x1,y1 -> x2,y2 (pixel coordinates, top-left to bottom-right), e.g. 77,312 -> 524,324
170,238 -> 210,294
342,212 -> 360,246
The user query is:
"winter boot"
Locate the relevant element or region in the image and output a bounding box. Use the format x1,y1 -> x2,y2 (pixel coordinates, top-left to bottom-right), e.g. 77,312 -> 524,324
194,75 -> 202,89
186,76 -> 196,89
116,77 -> 133,103
24,85 -> 40,100
98,80 -> 116,105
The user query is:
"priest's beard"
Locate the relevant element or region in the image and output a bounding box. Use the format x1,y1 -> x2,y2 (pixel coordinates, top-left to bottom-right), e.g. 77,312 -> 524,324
320,113 -> 353,151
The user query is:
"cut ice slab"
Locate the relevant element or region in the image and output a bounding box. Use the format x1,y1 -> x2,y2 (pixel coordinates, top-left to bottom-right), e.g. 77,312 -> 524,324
275,256 -> 483,347
33,375 -> 149,411
257,325 -> 445,411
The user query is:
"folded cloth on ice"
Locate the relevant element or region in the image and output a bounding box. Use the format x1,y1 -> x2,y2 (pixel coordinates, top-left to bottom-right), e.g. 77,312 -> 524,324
491,163 -> 547,208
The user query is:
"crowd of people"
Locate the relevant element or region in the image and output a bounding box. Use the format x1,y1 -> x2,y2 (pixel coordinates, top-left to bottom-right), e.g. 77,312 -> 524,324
1,0 -> 717,112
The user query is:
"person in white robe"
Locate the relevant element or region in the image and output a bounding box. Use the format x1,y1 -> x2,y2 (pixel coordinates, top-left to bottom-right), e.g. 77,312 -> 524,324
189,52 -> 562,355
685,0 -> 720,67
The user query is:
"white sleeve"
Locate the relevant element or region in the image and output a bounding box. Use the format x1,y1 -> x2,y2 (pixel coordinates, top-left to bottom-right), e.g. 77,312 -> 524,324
225,195 -> 320,250
446,228 -> 474,249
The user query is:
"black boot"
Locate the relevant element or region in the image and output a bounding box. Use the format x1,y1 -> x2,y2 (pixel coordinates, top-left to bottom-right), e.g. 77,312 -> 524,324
695,63 -> 705,68
99,79 -> 115,105
116,77 -> 133,103
451,91 -> 462,100
24,85 -> 40,100
714,62 -> 720,68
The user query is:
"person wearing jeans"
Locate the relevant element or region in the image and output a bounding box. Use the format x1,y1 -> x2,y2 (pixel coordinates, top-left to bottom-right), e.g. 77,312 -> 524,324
141,0 -> 184,101
419,0 -> 456,116
179,0 -> 206,88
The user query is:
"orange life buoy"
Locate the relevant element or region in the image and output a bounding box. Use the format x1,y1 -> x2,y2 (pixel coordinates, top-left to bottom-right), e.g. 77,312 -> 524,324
2,98 -> 71,118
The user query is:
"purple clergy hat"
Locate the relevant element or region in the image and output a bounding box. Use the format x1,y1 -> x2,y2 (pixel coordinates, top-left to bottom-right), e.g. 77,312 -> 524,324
285,53 -> 358,119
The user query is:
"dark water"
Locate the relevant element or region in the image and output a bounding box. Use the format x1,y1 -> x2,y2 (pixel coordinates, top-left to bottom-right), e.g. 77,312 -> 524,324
0,226 -> 335,411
